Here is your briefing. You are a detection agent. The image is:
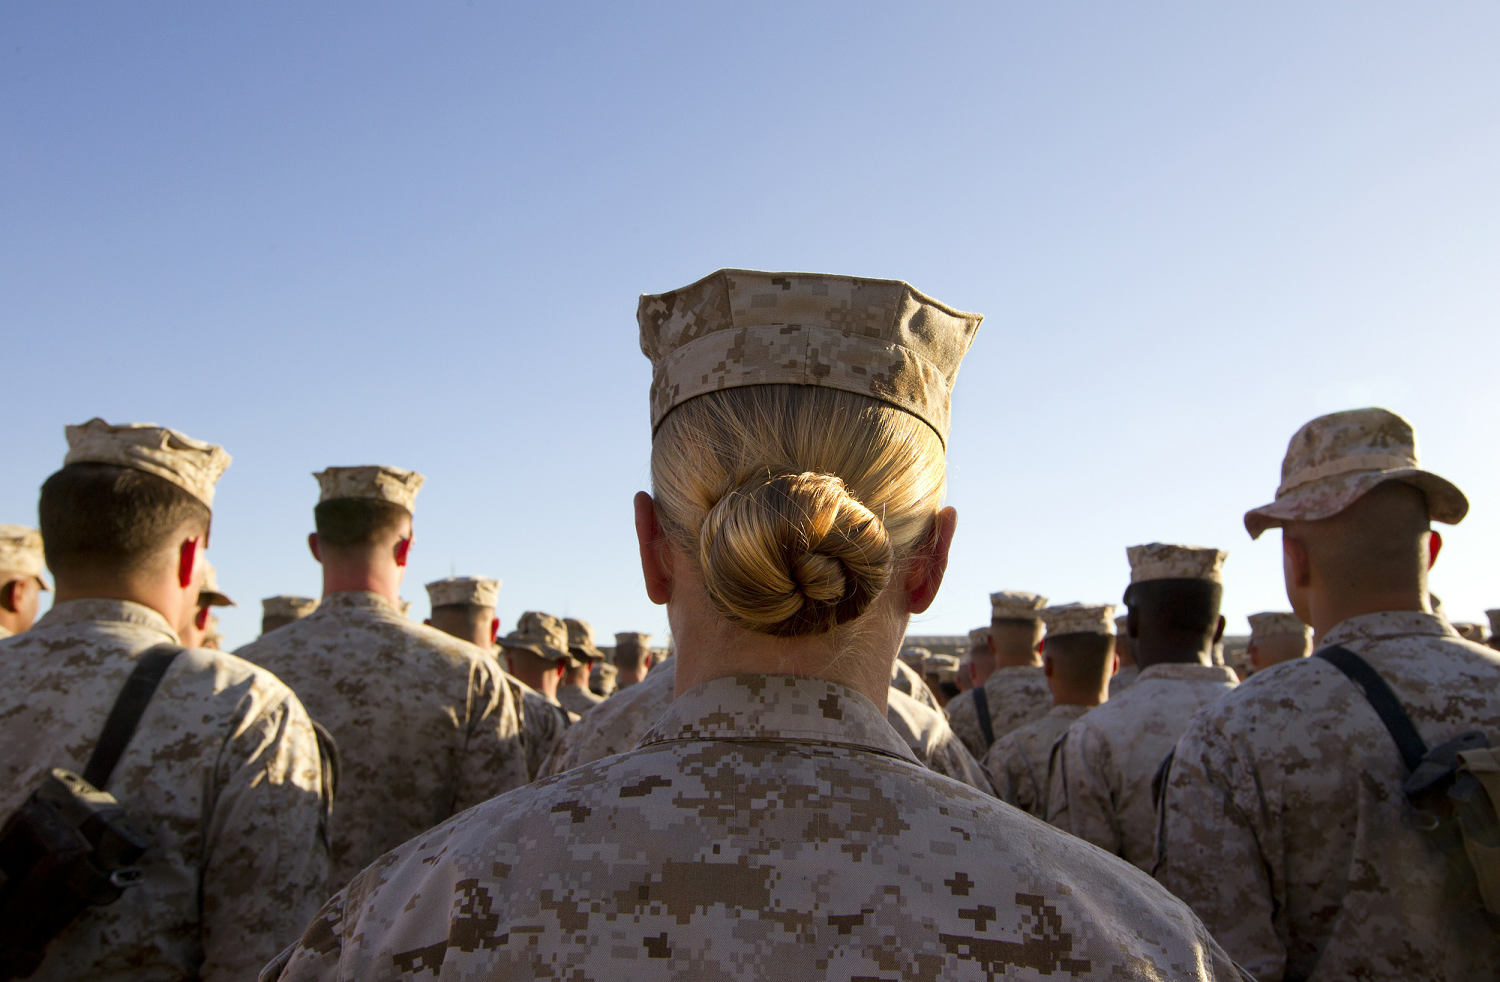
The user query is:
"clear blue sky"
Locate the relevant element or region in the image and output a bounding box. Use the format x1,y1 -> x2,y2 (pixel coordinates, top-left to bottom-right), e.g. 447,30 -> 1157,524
4,3 -> 1496,650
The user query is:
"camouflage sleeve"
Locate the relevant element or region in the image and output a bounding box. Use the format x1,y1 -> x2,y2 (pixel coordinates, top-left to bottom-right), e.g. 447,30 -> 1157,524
1045,726 -> 1121,855
944,696 -> 988,760
455,662 -> 532,812
922,730 -> 996,794
1155,717 -> 1285,980
982,737 -> 1028,810
259,889 -> 347,982
202,687 -> 332,982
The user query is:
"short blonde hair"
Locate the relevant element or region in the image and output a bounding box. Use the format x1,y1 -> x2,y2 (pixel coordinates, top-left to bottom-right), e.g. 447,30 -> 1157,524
651,385 -> 947,638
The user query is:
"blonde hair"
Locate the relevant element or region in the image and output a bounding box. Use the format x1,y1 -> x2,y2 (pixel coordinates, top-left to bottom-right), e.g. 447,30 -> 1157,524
651,385 -> 947,638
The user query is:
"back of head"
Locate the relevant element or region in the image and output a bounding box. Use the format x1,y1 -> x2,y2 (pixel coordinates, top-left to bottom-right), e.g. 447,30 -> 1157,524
1126,579 -> 1224,663
613,635 -> 651,672
989,617 -> 1044,665
1046,633 -> 1116,693
1293,480 -> 1432,597
428,603 -> 492,646
314,498 -> 412,557
40,463 -> 211,582
652,385 -> 946,639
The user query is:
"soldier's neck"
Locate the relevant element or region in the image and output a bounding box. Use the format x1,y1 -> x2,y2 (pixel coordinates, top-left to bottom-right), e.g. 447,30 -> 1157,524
320,560 -> 402,606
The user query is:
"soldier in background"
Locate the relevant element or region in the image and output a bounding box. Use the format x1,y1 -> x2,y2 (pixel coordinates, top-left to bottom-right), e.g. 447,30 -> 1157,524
561,617 -> 607,715
965,625 -> 995,689
889,646 -> 940,709
1488,609 -> 1500,652
235,465 -> 528,884
1108,613 -> 1139,694
423,575 -> 501,648
1157,408 -> 1500,980
1047,544 -> 1237,870
261,594 -> 317,634
0,524 -> 48,638
1245,611 -> 1312,675
984,603 -> 1115,817
0,419 -> 329,980
590,659 -> 618,697
944,590 -> 1052,759
496,610 -> 579,778
178,558 -> 234,648
612,630 -> 653,689
922,651 -> 961,706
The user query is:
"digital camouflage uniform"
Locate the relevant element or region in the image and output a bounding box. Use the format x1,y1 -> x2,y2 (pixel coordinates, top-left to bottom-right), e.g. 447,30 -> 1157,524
1107,664 -> 1139,695
890,655 -> 941,710
540,660 -> 993,792
943,664 -> 1051,760
264,675 -> 1248,982
1047,663 -> 1237,868
1156,612 -> 1500,980
0,599 -> 330,980
982,703 -> 1089,817
235,590 -> 529,884
503,672 -> 578,779
557,682 -> 605,716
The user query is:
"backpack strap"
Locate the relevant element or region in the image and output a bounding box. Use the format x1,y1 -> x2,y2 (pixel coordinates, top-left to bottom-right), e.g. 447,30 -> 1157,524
972,685 -> 995,751
1317,644 -> 1428,773
82,645 -> 182,789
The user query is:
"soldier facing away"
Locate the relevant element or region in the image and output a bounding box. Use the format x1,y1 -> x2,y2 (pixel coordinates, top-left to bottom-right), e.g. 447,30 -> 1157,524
0,419 -> 330,980
1155,407 -> 1500,980
0,524 -> 49,638
944,590 -> 1053,759
264,268 -> 1245,981
1245,610 -> 1312,675
260,594 -> 316,634
560,617 -> 607,715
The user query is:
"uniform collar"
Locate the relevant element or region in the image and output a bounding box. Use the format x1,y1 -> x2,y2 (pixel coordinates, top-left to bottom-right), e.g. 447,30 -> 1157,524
1320,610 -> 1457,647
314,591 -> 400,615
33,597 -> 179,642
639,674 -> 921,766
1047,703 -> 1091,719
1135,662 -> 1239,685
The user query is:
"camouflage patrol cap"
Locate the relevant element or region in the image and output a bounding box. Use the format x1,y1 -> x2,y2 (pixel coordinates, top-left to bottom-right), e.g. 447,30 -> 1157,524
425,576 -> 501,609
1127,543 -> 1227,584
1246,611 -> 1311,642
898,646 -> 931,669
1452,622 -> 1487,644
500,611 -> 574,663
0,525 -> 48,590
1244,408 -> 1467,540
198,559 -> 235,607
1488,610 -> 1500,637
990,590 -> 1048,621
614,631 -> 650,654
923,652 -> 961,682
638,269 -> 983,446
262,595 -> 317,620
565,618 -> 605,662
1041,603 -> 1117,637
967,626 -> 990,651
64,418 -> 230,509
314,465 -> 424,512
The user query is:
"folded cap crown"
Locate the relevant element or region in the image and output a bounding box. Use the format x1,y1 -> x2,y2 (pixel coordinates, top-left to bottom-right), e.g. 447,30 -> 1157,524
1246,611 -> 1310,641
1127,543 -> 1227,584
262,595 -> 317,619
315,466 -> 425,512
639,269 -> 982,446
990,590 -> 1048,620
425,576 -> 500,609
1041,602 -> 1117,637
65,418 -> 229,509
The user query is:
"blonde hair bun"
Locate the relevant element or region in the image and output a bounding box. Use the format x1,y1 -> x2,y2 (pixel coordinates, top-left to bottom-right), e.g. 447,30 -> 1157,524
699,472 -> 893,637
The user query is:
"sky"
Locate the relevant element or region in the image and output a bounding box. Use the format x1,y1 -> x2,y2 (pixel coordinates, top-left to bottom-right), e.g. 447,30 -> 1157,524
3,3 -> 1496,651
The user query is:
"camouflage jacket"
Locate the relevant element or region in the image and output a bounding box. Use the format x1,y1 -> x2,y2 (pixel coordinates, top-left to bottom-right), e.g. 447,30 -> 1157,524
541,661 -> 992,792
1108,664 -> 1139,696
944,664 -> 1052,759
503,675 -> 578,780
557,683 -> 605,717
983,703 -> 1089,817
890,656 -> 941,709
0,599 -> 330,981
1155,612 -> 1500,981
1047,663 -> 1236,868
264,674 -> 1249,982
235,591 -> 529,884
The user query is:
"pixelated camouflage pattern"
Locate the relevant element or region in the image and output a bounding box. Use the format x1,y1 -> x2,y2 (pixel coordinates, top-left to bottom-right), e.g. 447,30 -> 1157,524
1243,407 -> 1468,539
944,665 -> 1052,759
234,591 -> 529,884
890,655 -> 942,709
264,674 -> 1247,982
1126,543 -> 1227,584
64,417 -> 230,507
499,610 -> 573,662
263,594 -> 318,619
313,465 -> 423,510
557,682 -> 605,715
424,575 -> 500,608
638,269 -> 982,445
1247,611 -> 1311,642
1047,663 -> 1237,869
1108,664 -> 1140,696
990,590 -> 1048,620
0,599 -> 329,980
880,685 -> 993,792
982,704 -> 1089,817
502,672 -> 579,779
1156,612 -> 1500,981
0,524 -> 46,584
198,557 -> 234,606
564,617 -> 605,661
1040,603 -> 1116,637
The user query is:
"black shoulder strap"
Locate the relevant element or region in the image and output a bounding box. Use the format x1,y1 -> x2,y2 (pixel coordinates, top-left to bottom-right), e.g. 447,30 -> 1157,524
83,645 -> 182,789
1317,644 -> 1428,773
972,685 -> 995,750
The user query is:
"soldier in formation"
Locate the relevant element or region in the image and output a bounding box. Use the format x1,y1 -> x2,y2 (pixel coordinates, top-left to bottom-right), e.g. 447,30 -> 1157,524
0,524 -> 48,638
261,594 -> 317,634
178,558 -> 234,648
423,574 -> 501,648
560,617 -> 608,715
943,590 -> 1053,759
611,629 -> 653,688
1244,610 -> 1312,675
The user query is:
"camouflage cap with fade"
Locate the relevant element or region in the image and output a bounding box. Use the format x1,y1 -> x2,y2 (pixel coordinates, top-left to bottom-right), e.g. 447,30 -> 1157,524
898,646 -> 931,669
0,525 -> 48,590
64,418 -> 230,509
638,269 -> 983,446
1247,611 -> 1311,642
967,626 -> 991,651
614,631 -> 651,655
1244,408 -> 1467,540
425,576 -> 501,609
263,595 -> 318,620
500,611 -> 573,663
198,559 -> 235,607
565,618 -> 605,662
1041,603 -> 1117,637
1127,543 -> 1227,584
990,590 -> 1048,621
314,465 -> 425,512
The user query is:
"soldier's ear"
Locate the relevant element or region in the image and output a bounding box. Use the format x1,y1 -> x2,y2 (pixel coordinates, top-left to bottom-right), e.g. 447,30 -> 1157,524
308,533 -> 322,562
177,537 -> 201,590
903,506 -> 957,615
194,604 -> 211,631
1213,615 -> 1225,644
634,492 -> 673,605
488,618 -> 499,645
0,579 -> 18,614
1426,529 -> 1442,570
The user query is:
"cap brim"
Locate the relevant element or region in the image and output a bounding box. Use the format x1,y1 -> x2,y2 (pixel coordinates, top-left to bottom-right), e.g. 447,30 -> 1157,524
201,591 -> 236,608
499,639 -> 573,662
570,644 -> 604,662
1244,470 -> 1468,540
34,574 -> 50,592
